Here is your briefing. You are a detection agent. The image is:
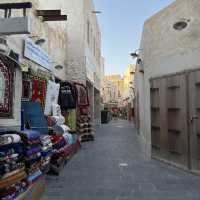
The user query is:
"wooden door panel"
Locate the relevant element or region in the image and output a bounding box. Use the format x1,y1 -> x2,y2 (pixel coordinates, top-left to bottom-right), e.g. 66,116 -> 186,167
150,79 -> 162,156
188,70 -> 200,172
151,73 -> 188,168
166,74 -> 188,167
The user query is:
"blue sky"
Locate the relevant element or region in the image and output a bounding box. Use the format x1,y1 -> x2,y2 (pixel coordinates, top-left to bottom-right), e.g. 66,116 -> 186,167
93,0 -> 175,75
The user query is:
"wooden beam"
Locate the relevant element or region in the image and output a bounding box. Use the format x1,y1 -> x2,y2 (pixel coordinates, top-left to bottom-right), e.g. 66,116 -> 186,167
42,15 -> 67,22
36,10 -> 61,16
0,2 -> 32,10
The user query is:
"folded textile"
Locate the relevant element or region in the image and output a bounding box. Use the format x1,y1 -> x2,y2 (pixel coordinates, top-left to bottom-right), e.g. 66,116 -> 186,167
27,162 -> 41,174
0,163 -> 24,178
41,149 -> 53,157
51,115 -> 65,126
53,138 -> 66,150
0,169 -> 27,189
25,146 -> 42,156
40,135 -> 52,143
42,144 -> 52,152
1,167 -> 25,179
26,139 -> 41,146
52,124 -> 70,135
50,134 -> 62,144
0,134 -> 21,146
20,130 -> 41,141
26,153 -> 41,161
57,144 -> 72,157
25,153 -> 41,164
1,180 -> 28,200
63,133 -> 73,145
0,153 -> 19,162
27,170 -> 42,184
0,143 -> 23,157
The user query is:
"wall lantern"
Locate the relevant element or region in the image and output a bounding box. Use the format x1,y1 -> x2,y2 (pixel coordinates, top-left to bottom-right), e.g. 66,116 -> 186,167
130,49 -> 144,73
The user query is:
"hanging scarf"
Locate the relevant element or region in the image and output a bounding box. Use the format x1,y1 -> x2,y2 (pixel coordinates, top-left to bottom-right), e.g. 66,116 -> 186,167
74,83 -> 89,106
32,79 -> 46,107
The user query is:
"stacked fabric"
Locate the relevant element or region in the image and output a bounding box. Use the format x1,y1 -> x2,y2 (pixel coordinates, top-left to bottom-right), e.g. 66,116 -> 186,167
62,133 -> 81,157
77,114 -> 94,142
50,134 -> 67,168
40,135 -> 53,173
20,130 -> 43,186
0,132 -> 27,200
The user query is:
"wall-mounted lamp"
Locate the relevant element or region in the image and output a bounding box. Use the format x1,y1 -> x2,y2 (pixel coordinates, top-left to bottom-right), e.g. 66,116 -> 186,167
54,65 -> 63,70
130,52 -> 139,59
130,49 -> 144,73
35,38 -> 46,45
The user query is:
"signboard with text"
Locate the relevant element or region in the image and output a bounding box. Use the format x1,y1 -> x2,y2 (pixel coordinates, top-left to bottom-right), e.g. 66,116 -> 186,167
24,38 -> 53,71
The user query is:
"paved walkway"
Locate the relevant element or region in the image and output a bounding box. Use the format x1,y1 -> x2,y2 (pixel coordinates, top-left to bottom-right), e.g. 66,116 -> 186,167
42,120 -> 200,200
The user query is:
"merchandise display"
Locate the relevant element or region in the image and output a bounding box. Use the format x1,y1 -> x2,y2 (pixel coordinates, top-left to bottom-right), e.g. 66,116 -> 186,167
74,82 -> 94,142
47,104 -> 80,174
0,131 -> 27,200
20,130 -> 43,184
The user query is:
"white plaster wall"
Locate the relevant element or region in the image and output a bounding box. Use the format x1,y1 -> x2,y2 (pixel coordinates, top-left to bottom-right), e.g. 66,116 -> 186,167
135,0 -> 200,158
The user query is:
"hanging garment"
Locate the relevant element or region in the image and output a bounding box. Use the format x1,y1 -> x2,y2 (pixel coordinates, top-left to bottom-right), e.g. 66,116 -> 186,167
66,109 -> 76,131
44,80 -> 60,116
22,80 -> 32,101
0,58 -> 13,117
74,83 -> 89,107
32,79 -> 46,107
58,82 -> 76,110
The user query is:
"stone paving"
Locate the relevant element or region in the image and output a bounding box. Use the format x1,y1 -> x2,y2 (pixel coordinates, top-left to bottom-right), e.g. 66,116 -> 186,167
42,120 -> 200,200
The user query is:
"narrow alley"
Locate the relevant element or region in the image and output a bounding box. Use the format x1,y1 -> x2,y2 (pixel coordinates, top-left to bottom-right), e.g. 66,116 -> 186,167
42,121 -> 200,200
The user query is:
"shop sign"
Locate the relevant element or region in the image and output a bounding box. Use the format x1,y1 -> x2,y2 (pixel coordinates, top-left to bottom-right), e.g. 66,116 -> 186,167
24,39 -> 53,71
0,17 -> 31,35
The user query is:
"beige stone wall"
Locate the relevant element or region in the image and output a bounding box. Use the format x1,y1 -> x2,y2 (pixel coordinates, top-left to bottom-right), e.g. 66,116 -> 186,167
135,0 -> 200,158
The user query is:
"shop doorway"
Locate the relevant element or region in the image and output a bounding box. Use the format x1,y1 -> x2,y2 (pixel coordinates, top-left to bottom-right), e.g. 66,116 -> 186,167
150,69 -> 200,173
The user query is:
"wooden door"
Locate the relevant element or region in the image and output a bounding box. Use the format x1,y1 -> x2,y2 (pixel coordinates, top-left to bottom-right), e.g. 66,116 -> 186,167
150,73 -> 189,169
188,70 -> 200,172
